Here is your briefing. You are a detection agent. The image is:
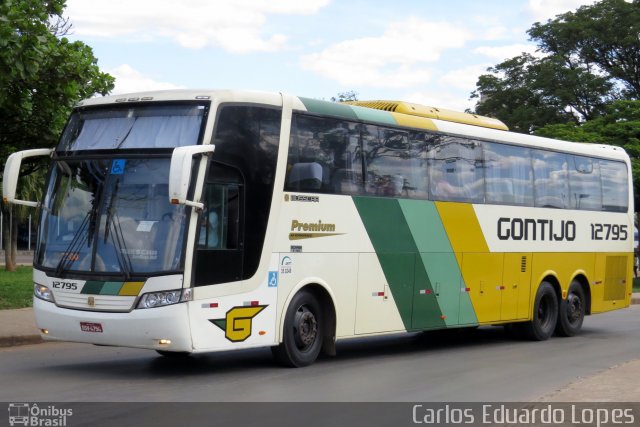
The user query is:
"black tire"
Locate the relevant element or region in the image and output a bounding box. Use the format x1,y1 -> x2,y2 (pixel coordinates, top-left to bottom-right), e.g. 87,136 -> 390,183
555,281 -> 586,337
272,290 -> 323,368
155,350 -> 191,358
522,281 -> 558,341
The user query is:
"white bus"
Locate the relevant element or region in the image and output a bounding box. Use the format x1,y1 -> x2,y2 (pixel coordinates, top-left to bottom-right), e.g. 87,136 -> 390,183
3,90 -> 633,367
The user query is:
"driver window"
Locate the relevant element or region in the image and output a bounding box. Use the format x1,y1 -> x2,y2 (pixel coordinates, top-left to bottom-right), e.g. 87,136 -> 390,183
198,183 -> 240,250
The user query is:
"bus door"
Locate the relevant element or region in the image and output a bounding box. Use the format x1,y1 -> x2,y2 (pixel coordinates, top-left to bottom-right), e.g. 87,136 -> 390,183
193,162 -> 244,286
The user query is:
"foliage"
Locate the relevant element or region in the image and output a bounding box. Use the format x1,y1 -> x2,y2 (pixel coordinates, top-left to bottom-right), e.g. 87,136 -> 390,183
331,90 -> 359,103
472,54 -> 580,133
0,0 -> 115,171
0,266 -> 33,309
0,0 -> 114,270
528,0 -> 640,98
471,0 -> 639,133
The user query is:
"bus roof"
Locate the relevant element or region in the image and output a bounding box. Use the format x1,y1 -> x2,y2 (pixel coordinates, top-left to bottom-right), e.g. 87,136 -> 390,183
74,89 -> 630,164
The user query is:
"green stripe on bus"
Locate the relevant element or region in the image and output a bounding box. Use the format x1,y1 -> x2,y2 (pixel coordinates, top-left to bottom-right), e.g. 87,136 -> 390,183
101,282 -> 124,296
350,105 -> 398,125
398,200 -> 478,326
81,281 -> 104,294
299,97 -> 359,121
353,197 -> 445,330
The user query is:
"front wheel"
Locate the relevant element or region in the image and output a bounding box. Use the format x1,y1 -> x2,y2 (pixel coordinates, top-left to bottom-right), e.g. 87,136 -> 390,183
272,290 -> 323,367
555,281 -> 586,337
522,281 -> 558,341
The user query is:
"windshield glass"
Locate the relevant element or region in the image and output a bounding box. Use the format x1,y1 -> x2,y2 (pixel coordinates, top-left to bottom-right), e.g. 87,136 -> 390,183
58,104 -> 206,151
36,158 -> 187,276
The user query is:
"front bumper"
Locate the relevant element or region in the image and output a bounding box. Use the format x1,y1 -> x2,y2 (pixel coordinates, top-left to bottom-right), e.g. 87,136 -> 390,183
33,297 -> 193,352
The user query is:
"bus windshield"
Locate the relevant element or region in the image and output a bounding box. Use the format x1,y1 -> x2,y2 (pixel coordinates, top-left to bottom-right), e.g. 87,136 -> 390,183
36,157 -> 187,276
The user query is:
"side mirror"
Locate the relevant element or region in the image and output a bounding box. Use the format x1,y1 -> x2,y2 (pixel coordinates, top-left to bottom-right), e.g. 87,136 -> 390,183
168,145 -> 215,209
2,148 -> 53,207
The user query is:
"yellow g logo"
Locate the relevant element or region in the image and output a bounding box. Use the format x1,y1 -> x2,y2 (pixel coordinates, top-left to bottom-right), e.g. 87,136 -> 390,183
210,305 -> 267,342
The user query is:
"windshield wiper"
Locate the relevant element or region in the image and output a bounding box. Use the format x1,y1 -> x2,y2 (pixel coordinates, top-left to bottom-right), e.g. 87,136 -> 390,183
103,178 -> 133,280
55,212 -> 91,276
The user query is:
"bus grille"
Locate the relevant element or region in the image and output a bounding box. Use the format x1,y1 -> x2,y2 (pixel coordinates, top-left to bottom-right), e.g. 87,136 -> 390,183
55,293 -> 136,312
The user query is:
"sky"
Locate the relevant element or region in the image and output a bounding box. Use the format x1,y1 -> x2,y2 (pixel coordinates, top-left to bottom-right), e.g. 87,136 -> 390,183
63,0 -> 599,112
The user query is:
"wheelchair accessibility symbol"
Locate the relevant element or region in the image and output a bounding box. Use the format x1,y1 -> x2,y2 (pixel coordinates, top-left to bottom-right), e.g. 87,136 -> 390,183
111,159 -> 126,175
268,271 -> 278,287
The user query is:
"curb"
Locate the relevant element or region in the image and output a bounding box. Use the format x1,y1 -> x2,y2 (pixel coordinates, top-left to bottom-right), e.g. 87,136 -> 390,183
0,334 -> 43,348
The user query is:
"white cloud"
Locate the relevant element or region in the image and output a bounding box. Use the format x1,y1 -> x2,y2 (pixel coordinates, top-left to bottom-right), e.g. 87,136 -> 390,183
526,0 -> 598,21
65,0 -> 330,53
109,65 -> 184,95
473,43 -> 540,61
300,17 -> 470,88
439,64 -> 493,92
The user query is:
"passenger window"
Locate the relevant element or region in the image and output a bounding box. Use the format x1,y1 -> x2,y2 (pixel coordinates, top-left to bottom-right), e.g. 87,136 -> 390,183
600,160 -> 628,212
569,155 -> 602,210
428,136 -> 484,203
364,128 -> 428,199
532,150 -> 569,208
285,115 -> 363,195
484,142 -> 533,206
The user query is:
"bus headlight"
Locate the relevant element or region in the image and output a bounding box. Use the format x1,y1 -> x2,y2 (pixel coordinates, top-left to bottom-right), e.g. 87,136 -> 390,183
34,284 -> 55,303
137,288 -> 192,309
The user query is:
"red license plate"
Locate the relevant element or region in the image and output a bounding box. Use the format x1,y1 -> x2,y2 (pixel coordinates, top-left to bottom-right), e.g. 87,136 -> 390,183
80,322 -> 103,333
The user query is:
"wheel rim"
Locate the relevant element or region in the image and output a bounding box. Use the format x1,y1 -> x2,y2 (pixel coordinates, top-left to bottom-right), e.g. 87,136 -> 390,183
538,294 -> 554,329
293,304 -> 318,351
566,292 -> 583,325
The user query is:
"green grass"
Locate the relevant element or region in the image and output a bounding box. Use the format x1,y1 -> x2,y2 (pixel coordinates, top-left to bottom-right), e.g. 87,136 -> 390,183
634,277 -> 640,293
0,266 -> 33,310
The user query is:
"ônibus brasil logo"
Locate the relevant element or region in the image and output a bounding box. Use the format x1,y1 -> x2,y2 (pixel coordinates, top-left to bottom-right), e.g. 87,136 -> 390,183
8,403 -> 73,426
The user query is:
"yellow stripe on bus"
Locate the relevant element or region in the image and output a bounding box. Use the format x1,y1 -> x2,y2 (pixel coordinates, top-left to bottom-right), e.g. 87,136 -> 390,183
118,282 -> 145,296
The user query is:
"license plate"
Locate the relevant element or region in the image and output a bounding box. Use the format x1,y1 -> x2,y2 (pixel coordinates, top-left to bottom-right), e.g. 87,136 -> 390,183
80,322 -> 103,333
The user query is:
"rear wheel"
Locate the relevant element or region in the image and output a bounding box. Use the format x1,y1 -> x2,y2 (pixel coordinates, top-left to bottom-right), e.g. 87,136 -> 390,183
272,290 -> 323,367
522,281 -> 558,341
556,281 -> 586,337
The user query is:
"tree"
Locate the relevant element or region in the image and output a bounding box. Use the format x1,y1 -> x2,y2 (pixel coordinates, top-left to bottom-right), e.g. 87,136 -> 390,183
529,0 -> 640,98
471,54 -> 578,133
331,90 -> 359,103
471,0 -> 639,132
0,0 -> 114,270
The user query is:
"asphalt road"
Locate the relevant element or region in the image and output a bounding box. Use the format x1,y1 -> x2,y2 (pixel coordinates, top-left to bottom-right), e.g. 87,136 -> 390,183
1,306 -> 639,403
0,251 -> 34,266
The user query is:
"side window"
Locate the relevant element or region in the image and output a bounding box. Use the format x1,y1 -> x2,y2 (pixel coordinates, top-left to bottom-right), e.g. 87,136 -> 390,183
600,160 -> 628,212
364,127 -> 428,199
198,184 -> 240,250
569,155 -> 602,210
533,150 -> 569,208
285,115 -> 363,195
484,142 -> 533,206
428,135 -> 484,203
